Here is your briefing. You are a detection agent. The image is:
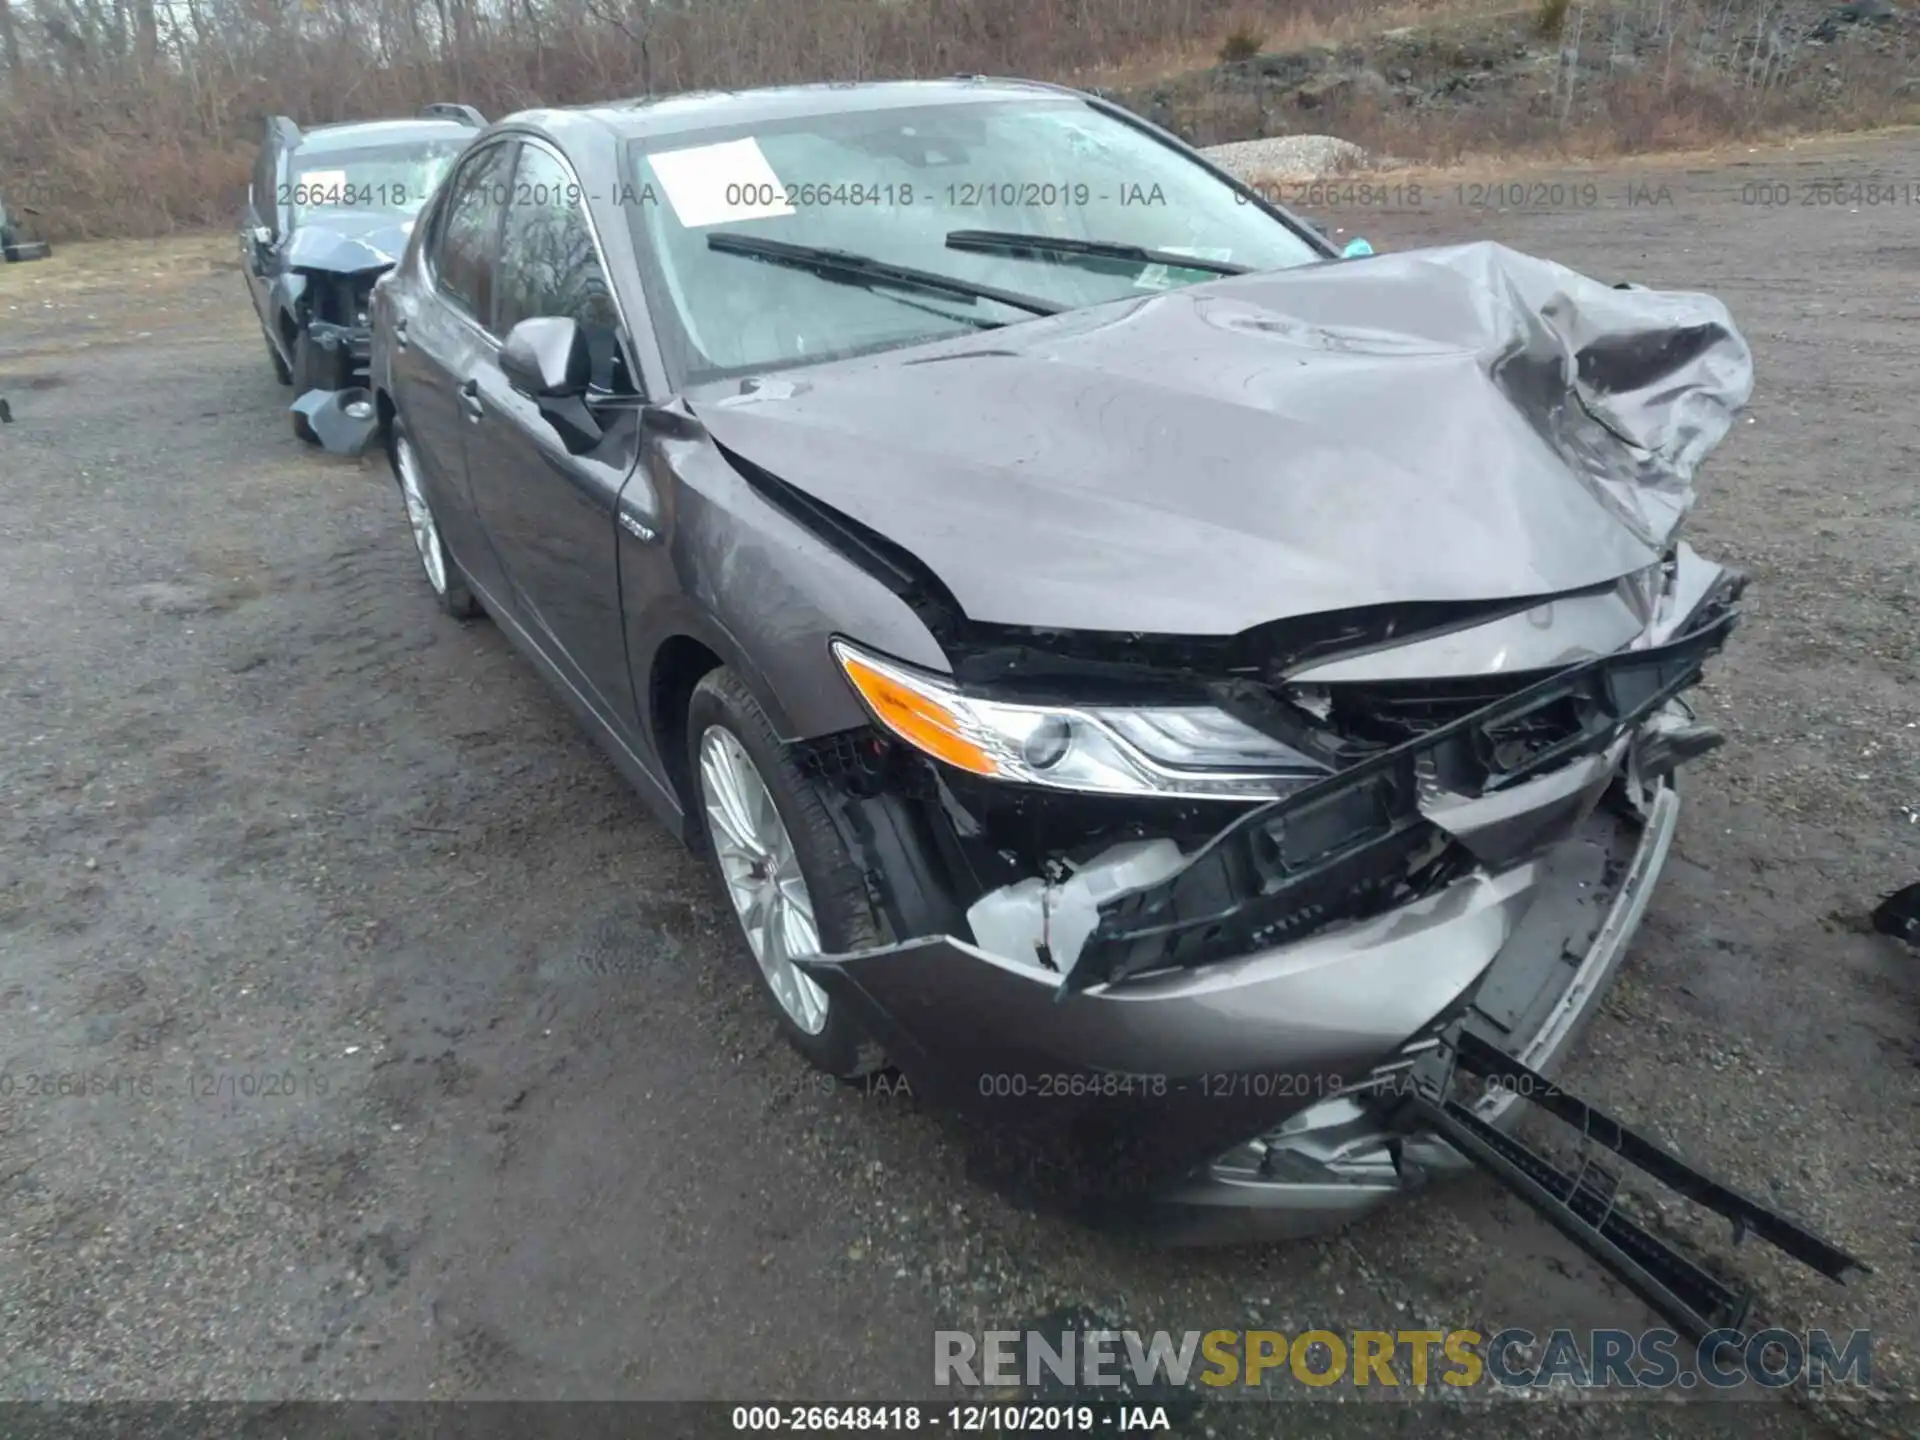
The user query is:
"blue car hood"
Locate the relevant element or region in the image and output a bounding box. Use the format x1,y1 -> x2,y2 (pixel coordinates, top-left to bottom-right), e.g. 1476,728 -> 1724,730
284,210 -> 414,275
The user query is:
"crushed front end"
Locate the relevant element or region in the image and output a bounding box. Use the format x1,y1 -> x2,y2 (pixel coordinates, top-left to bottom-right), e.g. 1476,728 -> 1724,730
791,553 -> 1869,1320
286,265 -> 384,455
717,235 -> 1871,1326
791,542 -> 1739,1195
299,268 -> 380,390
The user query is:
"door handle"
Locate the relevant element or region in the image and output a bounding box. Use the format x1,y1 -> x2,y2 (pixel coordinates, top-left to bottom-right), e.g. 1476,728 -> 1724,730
459,378 -> 483,420
393,316 -> 409,349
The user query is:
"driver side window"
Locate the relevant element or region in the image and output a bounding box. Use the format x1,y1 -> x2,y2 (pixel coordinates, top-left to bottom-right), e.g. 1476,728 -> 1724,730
431,141 -> 514,327
494,142 -> 633,393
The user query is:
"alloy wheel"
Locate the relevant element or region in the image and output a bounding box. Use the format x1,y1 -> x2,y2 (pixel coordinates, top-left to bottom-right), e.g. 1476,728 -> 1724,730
394,435 -> 448,596
697,725 -> 830,1035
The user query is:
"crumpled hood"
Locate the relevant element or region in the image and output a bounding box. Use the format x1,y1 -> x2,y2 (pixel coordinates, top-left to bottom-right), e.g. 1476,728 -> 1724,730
690,241 -> 1753,636
284,210 -> 413,276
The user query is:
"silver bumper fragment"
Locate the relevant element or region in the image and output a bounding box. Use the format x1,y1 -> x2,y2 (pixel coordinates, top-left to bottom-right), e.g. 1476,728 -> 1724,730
291,386 -> 379,456
1157,780 -> 1678,1242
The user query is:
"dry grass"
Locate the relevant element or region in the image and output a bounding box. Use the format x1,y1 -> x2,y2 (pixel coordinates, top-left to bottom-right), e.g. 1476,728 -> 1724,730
1234,120 -> 1920,200
0,234 -> 237,304
1068,0 -> 1503,88
3,0 -> 1437,242
1,0 -> 1914,242
1323,59 -> 1920,170
1245,0 -> 1920,172
0,233 -> 242,369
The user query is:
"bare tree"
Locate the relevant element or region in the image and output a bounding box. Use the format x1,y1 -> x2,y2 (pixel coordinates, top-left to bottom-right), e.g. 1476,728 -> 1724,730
135,0 -> 159,67
0,0 -> 21,71
3,0 -> 1915,242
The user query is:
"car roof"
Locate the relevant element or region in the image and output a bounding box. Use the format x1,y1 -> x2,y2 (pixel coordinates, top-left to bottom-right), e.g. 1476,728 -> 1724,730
516,77 -> 1087,146
292,118 -> 477,154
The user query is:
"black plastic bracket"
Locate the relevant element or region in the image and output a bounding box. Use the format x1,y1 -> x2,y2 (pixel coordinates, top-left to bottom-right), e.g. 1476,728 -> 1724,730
1076,595 -> 1743,989
1397,1024 -> 1869,1343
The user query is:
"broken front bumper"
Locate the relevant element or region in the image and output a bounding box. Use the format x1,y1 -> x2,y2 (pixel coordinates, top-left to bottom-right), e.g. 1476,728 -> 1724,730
793,565 -> 1872,1333
797,598 -> 1741,1207
802,759 -> 1677,1213
289,320 -> 378,456
1154,772 -> 1676,1242
291,384 -> 379,457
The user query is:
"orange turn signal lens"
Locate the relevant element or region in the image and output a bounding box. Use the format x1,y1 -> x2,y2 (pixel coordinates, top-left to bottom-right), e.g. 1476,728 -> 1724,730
834,647 -> 1002,777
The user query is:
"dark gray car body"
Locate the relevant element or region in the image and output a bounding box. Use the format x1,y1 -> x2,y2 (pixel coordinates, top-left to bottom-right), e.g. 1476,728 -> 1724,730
366,80 -> 1801,1256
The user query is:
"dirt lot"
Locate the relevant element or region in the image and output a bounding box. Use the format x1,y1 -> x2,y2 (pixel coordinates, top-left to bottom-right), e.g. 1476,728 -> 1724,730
2,130 -> 1916,1434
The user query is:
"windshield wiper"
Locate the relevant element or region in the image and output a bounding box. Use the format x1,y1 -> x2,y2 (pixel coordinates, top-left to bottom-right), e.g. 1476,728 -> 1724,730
946,230 -> 1250,277
705,233 -> 1063,317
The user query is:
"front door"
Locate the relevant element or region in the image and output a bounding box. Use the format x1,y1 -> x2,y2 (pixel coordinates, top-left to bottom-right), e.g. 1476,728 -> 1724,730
459,138 -> 646,739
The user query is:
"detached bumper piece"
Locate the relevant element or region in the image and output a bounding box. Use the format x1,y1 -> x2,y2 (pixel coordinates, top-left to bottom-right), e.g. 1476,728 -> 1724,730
291,386 -> 379,457
1074,593 -> 1742,991
1871,882 -> 1920,945
1397,1026 -> 1869,1342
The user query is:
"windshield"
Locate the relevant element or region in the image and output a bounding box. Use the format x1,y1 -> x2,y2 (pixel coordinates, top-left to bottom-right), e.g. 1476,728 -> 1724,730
623,98 -> 1324,386
286,140 -> 468,224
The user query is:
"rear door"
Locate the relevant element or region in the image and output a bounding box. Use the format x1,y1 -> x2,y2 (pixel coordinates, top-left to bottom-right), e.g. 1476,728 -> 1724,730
458,137 -> 648,738
386,137 -> 517,603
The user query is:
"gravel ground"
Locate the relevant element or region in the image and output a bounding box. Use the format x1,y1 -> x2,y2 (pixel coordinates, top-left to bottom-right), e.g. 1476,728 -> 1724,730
1201,134 -> 1371,177
1,131 -> 1916,1435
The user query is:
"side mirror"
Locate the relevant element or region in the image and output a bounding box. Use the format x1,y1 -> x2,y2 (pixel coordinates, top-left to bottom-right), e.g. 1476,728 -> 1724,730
501,316 -> 590,400
501,316 -> 601,453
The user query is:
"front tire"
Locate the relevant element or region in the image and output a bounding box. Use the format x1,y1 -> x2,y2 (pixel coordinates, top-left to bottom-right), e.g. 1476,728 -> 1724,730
388,417 -> 480,619
688,667 -> 887,1079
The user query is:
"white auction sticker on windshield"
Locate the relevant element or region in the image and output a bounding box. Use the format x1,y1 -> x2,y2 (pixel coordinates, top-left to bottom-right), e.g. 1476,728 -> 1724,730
646,138 -> 795,228
296,169 -> 348,205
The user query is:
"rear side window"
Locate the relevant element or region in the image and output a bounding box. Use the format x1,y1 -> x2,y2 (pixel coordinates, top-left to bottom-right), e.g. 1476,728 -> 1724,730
432,142 -> 514,326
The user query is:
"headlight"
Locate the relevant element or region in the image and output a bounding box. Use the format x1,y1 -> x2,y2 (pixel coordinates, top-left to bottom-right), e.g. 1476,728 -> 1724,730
831,640 -> 1327,799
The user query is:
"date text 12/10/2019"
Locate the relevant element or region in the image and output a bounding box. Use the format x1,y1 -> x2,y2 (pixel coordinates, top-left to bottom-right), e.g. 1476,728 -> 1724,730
0,1069 -> 333,1102
731,1405 -> 1171,1432
188,1068 -> 330,1100
971,1068 -> 1561,1103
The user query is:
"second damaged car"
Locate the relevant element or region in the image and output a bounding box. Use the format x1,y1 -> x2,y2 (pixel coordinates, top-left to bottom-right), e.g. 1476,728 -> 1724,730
240,103 -> 483,450
368,80 -> 1864,1332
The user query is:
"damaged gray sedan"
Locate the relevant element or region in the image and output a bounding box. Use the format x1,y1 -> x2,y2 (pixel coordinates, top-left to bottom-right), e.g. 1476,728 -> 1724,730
369,79 -> 1863,1334
240,104 -> 483,450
